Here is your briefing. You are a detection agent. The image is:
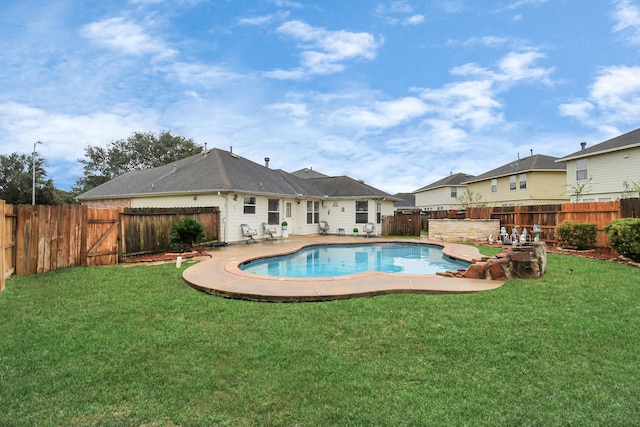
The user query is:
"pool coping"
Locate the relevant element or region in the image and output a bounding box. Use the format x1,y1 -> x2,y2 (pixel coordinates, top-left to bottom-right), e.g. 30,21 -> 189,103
182,236 -> 505,302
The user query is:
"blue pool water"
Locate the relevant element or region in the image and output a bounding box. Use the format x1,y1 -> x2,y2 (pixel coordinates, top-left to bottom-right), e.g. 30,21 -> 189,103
239,242 -> 469,277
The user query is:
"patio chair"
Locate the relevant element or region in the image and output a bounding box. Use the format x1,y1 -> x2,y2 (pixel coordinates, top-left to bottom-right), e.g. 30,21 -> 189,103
319,221 -> 330,235
241,224 -> 257,244
363,222 -> 375,237
262,222 -> 276,240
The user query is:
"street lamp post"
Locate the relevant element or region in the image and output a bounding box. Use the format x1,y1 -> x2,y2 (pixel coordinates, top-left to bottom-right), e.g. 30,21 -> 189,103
32,141 -> 42,205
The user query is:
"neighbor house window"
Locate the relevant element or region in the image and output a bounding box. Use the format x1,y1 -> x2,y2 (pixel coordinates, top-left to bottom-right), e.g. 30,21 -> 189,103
355,201 -> 368,223
576,159 -> 588,180
268,199 -> 280,225
450,187 -> 457,198
285,202 -> 292,219
491,179 -> 497,193
519,173 -> 527,189
243,196 -> 256,214
510,175 -> 517,191
306,201 -> 319,224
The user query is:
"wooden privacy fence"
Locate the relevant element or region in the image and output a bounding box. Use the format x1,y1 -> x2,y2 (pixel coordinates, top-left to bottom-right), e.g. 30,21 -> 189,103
120,207 -> 220,257
0,202 -> 221,283
465,198 -> 639,247
1,200 -> 17,292
16,205 -> 120,276
382,212 -> 422,236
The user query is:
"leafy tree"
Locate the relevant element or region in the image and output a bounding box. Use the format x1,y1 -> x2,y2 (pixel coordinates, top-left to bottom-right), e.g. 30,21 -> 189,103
73,130 -> 204,194
621,178 -> 640,199
456,188 -> 487,209
0,152 -> 57,205
566,178 -> 593,202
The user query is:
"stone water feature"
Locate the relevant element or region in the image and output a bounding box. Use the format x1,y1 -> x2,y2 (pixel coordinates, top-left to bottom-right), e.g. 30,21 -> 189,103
444,242 -> 548,281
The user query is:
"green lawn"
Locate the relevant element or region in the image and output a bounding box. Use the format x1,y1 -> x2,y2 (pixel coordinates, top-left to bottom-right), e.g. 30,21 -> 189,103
1,249 -> 639,426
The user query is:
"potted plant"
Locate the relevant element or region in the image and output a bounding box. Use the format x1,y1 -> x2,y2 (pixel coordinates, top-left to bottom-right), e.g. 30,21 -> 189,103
353,227 -> 359,236
281,221 -> 289,238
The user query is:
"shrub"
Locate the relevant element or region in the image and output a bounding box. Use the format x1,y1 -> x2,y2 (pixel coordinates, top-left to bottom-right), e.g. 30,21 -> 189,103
555,221 -> 597,250
604,218 -> 640,262
170,217 -> 206,252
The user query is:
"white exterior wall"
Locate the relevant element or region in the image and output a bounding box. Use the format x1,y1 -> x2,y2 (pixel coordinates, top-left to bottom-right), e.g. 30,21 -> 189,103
564,147 -> 640,201
128,193 -> 396,243
414,186 -> 464,211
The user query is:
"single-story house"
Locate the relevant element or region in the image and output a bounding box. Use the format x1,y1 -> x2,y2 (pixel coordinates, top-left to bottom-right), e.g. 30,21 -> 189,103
77,148 -> 400,243
413,172 -> 475,211
556,127 -> 640,201
392,193 -> 419,213
462,154 -> 568,206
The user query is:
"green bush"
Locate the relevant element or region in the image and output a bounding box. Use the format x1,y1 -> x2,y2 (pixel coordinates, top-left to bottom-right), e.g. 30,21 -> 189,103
169,216 -> 206,252
604,218 -> 640,262
555,221 -> 597,250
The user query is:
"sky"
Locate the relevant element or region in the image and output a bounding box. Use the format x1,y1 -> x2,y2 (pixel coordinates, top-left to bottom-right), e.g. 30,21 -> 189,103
1,0 -> 640,195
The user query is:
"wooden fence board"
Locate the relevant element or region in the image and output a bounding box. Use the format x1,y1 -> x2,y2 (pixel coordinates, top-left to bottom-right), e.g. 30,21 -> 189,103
120,207 -> 220,258
1,200 -> 17,291
621,198 -> 640,218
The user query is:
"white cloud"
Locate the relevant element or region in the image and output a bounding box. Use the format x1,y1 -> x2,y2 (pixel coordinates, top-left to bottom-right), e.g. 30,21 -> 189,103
612,0 -> 640,45
451,50 -> 554,86
332,97 -> 429,129
81,17 -> 177,59
404,14 -> 425,25
559,65 -> 640,126
238,11 -> 290,26
273,20 -> 380,76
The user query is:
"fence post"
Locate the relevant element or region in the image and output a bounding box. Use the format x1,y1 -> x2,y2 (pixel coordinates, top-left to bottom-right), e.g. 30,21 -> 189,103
1,200 -> 5,292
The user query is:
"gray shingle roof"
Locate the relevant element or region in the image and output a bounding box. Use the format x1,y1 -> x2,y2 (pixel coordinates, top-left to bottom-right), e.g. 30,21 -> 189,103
77,148 -> 400,201
414,172 -> 475,193
463,154 -> 565,184
556,127 -> 640,162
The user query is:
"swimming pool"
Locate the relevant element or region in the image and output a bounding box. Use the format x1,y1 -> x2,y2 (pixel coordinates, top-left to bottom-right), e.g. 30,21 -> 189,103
238,242 -> 470,277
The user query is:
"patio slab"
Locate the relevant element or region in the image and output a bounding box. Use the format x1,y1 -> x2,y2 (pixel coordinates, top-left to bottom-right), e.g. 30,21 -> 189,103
182,236 -> 504,302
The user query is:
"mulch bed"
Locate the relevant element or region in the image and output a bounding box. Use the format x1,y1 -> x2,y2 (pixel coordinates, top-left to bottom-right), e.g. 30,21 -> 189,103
122,248 -> 211,263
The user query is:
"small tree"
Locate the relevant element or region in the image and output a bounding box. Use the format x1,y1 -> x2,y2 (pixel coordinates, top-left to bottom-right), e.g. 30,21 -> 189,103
621,178 -> 640,199
169,217 -> 206,252
456,188 -> 487,209
566,178 -> 593,202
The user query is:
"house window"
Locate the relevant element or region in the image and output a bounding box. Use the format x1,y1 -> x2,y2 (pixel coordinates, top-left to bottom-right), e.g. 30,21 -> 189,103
243,196 -> 256,214
510,175 -> 516,191
376,202 -> 381,223
576,159 -> 588,181
355,201 -> 368,223
491,179 -> 497,193
267,199 -> 280,225
306,201 -> 319,224
285,202 -> 292,219
519,173 -> 527,189
450,187 -> 457,198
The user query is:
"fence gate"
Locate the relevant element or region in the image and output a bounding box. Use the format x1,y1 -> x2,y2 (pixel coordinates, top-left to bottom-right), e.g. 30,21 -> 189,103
83,207 -> 121,267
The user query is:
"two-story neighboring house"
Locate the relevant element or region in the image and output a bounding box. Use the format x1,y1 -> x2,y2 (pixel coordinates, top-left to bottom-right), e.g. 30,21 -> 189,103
413,173 -> 475,211
556,127 -> 640,201
77,148 -> 400,243
462,154 -> 568,206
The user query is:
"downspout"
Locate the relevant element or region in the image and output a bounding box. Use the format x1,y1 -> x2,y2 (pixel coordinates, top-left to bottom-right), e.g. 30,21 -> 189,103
219,191 -> 229,243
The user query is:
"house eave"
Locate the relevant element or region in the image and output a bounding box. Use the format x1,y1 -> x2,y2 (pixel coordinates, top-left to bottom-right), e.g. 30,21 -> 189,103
556,143 -> 640,162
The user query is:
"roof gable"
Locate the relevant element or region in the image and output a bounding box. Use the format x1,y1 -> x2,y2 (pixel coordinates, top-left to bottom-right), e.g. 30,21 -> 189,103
464,154 -> 565,184
557,127 -> 640,162
77,149 -> 399,201
414,172 -> 475,193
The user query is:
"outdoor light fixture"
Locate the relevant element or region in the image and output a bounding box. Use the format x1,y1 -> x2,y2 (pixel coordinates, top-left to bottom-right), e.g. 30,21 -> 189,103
32,141 -> 42,205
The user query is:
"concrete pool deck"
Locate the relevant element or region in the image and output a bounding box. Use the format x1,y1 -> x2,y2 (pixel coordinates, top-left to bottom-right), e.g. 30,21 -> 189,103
182,235 -> 505,302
